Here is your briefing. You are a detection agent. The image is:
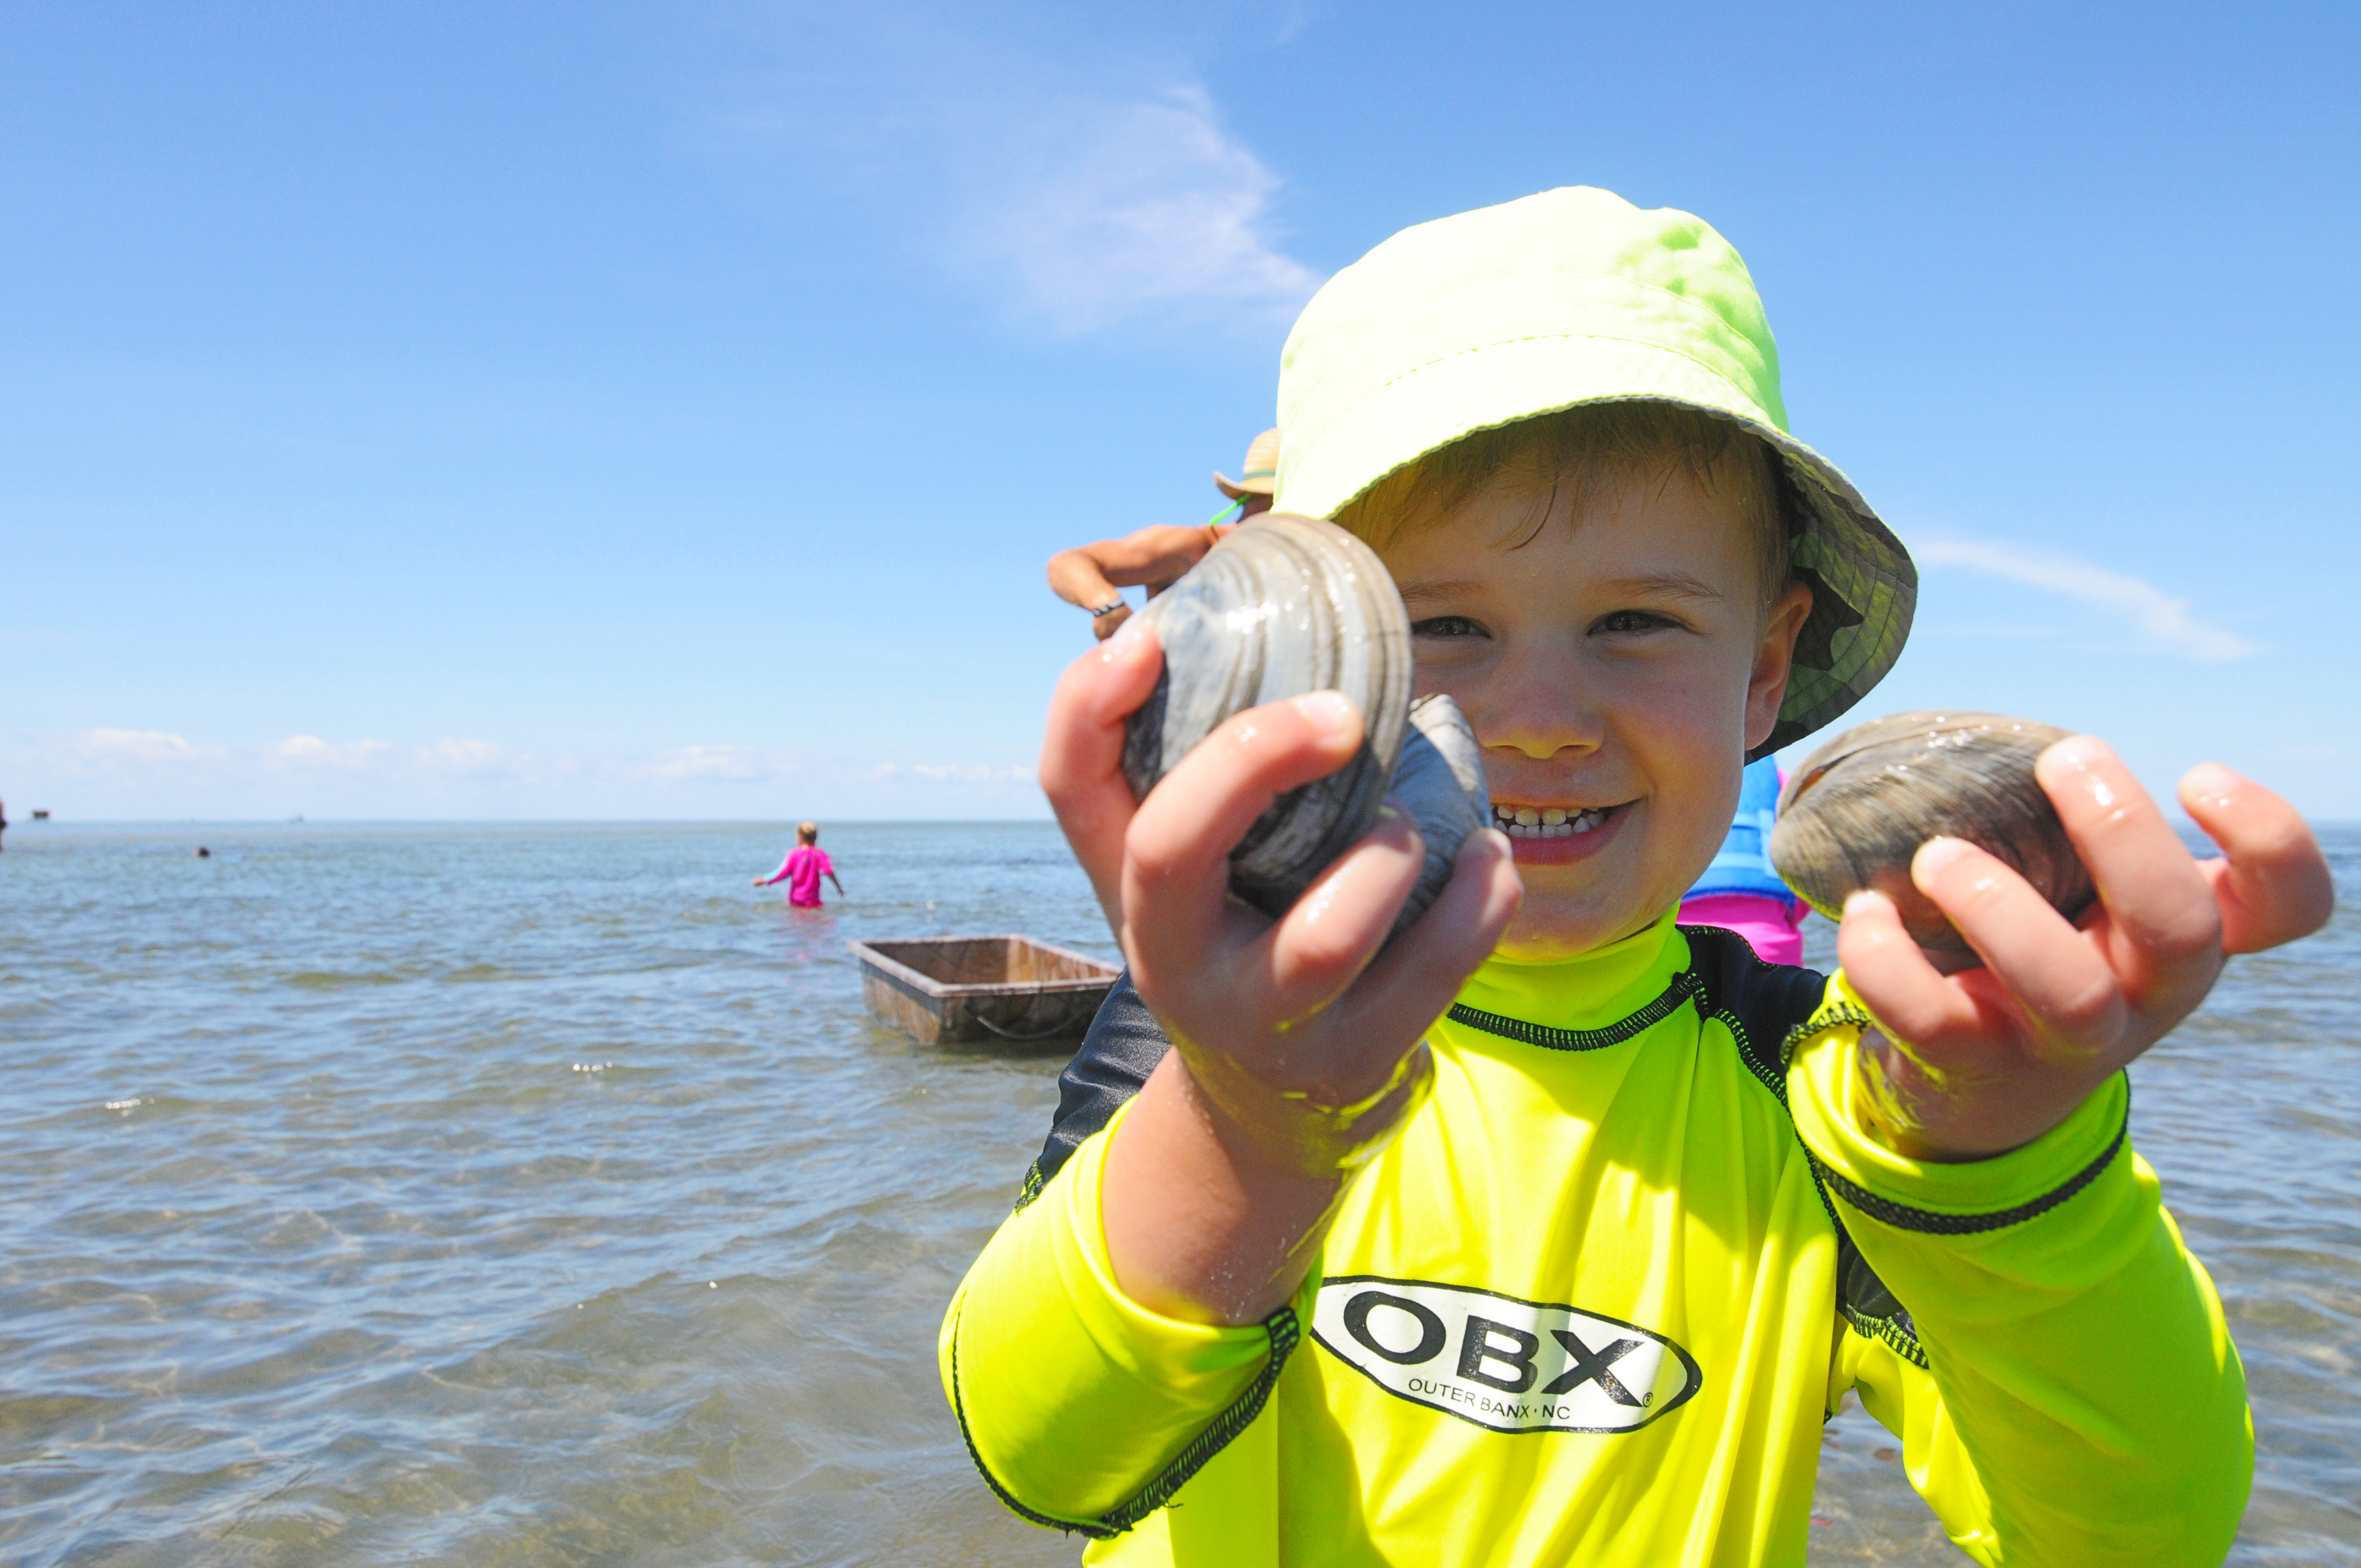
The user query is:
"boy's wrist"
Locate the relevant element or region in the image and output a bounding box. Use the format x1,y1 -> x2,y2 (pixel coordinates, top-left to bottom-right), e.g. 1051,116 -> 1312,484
1174,1036 -> 1436,1182
1851,1022 -> 2113,1163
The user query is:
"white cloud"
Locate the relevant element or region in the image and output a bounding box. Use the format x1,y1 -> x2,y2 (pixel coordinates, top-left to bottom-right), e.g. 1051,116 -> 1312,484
954,85 -> 1323,333
649,744 -> 785,781
728,20 -> 1322,334
910,761 -> 1032,782
1915,537 -> 2259,662
70,728 -> 217,764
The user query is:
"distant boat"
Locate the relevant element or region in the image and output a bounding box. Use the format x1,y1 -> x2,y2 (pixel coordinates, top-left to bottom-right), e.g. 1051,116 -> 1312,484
30,810 -> 48,821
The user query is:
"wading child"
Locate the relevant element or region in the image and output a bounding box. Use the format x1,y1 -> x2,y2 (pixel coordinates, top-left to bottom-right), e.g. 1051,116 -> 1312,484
753,821 -> 844,908
943,188 -> 2329,1566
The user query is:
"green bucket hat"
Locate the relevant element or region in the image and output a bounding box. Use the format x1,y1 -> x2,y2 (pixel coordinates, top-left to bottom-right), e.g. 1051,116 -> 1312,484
1274,186 -> 1916,759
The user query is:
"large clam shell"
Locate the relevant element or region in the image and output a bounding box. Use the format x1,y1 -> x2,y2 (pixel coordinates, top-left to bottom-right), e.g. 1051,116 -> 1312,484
1769,710 -> 2095,971
1122,513 -> 1485,929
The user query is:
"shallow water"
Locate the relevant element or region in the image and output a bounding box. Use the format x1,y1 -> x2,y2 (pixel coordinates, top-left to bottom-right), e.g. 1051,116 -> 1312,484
1,820 -> 2353,1565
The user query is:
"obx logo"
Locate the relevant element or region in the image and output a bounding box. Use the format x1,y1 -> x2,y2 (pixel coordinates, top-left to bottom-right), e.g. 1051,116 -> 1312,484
1311,1277 -> 1702,1435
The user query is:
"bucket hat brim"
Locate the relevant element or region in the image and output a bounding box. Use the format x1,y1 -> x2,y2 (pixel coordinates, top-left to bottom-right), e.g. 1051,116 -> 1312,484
1277,333 -> 1914,762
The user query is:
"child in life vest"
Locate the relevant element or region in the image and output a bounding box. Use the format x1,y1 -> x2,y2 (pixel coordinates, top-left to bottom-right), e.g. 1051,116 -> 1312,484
942,188 -> 2330,1566
1679,756 -> 1808,963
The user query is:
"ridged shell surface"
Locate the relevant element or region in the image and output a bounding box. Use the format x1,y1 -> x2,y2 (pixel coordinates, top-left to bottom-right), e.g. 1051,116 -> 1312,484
1385,694 -> 1490,939
1769,710 -> 2093,970
1122,513 -> 1413,921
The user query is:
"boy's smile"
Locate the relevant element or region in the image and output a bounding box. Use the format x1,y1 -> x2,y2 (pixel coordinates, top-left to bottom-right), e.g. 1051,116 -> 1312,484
1378,461 -> 1811,961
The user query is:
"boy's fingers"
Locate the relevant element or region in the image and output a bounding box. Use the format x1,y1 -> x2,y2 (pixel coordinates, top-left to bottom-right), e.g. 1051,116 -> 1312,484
1911,837 -> 2125,1057
1326,829 -> 1522,1068
1040,622 -> 1163,900
2036,738 -> 2220,980
1122,692 -> 1369,964
1383,827 -> 1524,1001
2180,764 -> 2335,955
1257,808 -> 1427,1018
1836,889 -> 1988,1056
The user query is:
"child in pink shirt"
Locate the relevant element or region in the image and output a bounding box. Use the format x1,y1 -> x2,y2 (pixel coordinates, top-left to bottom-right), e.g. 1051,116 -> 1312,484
754,822 -> 845,908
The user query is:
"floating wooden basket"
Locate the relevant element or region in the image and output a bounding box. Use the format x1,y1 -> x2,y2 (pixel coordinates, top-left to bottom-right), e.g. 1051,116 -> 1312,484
847,935 -> 1120,1045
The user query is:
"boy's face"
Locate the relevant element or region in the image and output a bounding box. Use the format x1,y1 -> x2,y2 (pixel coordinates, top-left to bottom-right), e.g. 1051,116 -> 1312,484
1378,464 -> 1811,961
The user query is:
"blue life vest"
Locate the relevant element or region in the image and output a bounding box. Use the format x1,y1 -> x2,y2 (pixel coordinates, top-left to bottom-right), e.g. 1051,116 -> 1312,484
1684,757 -> 1797,905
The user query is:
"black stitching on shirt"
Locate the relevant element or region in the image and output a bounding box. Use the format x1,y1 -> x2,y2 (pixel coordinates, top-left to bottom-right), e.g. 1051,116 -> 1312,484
1447,970 -> 1706,1053
1809,1101 -> 2130,1236
947,1302 -> 1303,1540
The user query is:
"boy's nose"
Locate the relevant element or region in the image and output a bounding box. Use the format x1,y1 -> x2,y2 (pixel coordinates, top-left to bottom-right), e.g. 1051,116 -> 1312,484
1482,722 -> 1603,765
1467,662 -> 1605,762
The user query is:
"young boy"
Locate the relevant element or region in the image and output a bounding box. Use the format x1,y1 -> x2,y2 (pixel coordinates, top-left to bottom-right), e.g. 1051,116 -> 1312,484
942,188 -> 2330,1566
752,821 -> 844,908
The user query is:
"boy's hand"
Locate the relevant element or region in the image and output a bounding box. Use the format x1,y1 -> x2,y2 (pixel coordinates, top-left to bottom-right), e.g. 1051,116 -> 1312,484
1836,738 -> 2333,1162
1042,622 -> 1520,1128
1039,623 -> 1522,1322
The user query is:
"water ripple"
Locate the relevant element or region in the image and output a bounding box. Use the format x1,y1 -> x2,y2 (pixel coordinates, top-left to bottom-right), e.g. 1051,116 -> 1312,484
1,820 -> 2353,1565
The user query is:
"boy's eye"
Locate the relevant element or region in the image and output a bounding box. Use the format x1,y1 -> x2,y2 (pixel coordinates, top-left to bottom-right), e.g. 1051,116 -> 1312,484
1410,615 -> 1488,640
1591,609 -> 1683,635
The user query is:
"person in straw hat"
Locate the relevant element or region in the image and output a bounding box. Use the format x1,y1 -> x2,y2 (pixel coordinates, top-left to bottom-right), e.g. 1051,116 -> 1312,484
948,186 -> 2330,1564
1046,428 -> 1279,640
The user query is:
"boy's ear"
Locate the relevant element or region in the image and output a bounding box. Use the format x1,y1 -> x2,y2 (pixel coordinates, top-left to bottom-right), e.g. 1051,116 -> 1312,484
1745,581 -> 1816,752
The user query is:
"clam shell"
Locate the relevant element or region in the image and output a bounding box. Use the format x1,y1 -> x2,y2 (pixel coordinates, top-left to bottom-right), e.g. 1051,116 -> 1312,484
1385,694 -> 1490,938
1769,710 -> 2094,971
1120,513 -> 1420,922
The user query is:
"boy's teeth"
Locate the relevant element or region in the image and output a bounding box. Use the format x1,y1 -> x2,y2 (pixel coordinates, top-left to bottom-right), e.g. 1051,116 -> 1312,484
1490,804 -> 1610,839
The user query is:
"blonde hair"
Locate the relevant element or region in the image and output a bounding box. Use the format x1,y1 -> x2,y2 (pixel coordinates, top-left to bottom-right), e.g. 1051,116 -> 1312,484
1332,402 -> 1792,611
797,821 -> 819,843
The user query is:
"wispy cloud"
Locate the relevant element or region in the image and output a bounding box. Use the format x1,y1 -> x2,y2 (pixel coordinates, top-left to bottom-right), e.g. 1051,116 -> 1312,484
954,85 -> 1323,333
71,727 -> 215,764
725,16 -> 1321,334
1916,537 -> 2259,661
15,729 -> 1040,820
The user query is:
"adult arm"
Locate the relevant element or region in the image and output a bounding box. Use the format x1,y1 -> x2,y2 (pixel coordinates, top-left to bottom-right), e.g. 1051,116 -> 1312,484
1046,524 -> 1231,641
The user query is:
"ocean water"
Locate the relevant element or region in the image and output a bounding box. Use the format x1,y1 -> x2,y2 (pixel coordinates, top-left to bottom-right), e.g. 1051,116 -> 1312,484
0,820 -> 2353,1566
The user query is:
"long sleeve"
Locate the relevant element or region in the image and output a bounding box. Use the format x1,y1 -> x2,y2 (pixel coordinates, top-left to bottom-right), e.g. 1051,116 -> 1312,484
757,852 -> 793,886
1792,972 -> 2251,1566
939,1101 -> 1307,1538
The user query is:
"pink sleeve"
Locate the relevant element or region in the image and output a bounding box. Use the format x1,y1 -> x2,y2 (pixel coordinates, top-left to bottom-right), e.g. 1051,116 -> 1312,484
760,853 -> 794,885
818,850 -> 835,874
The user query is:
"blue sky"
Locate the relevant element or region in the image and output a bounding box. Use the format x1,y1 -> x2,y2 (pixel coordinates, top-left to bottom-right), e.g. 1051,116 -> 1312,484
3,1 -> 2355,820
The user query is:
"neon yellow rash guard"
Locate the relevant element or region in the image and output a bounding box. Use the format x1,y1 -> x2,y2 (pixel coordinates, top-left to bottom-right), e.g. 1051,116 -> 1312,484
940,916 -> 2252,1566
